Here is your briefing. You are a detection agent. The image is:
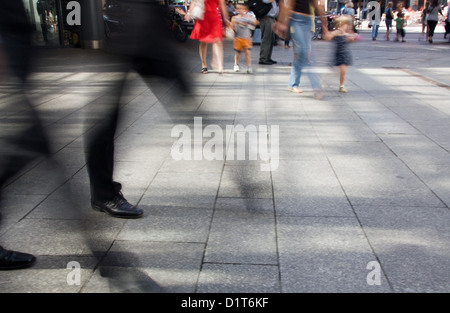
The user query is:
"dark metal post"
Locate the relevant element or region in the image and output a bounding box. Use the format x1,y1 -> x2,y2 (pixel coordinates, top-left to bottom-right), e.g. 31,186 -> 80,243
81,0 -> 104,49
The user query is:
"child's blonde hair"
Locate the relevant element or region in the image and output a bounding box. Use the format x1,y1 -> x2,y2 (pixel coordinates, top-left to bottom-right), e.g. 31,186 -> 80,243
334,15 -> 353,29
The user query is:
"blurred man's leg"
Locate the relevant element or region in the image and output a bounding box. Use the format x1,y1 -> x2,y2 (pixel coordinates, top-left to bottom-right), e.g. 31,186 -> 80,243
0,0 -> 49,271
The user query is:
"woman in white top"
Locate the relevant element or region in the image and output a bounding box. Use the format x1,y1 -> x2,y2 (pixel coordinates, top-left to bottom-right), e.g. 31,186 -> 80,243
426,0 -> 444,43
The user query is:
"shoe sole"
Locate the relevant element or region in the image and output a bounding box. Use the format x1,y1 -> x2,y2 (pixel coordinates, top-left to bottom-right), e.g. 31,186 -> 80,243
92,203 -> 143,219
0,258 -> 36,270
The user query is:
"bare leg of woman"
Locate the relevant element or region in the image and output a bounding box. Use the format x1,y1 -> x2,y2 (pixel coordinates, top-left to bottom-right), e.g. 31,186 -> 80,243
211,39 -> 224,73
199,42 -> 208,72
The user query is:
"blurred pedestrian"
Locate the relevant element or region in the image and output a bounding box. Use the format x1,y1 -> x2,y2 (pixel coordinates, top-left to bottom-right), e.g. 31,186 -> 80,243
227,0 -> 236,19
87,0 -> 189,219
419,2 -> 429,41
445,9 -> 450,40
384,2 -> 395,41
273,0 -> 328,98
324,14 -> 358,93
369,1 -> 381,40
283,0 -> 290,47
394,11 -> 406,42
284,37 -> 290,48
36,0 -> 49,44
342,1 -> 356,31
0,0 -> 50,270
426,0 -> 443,43
231,2 -> 259,73
256,0 -> 279,65
88,1 -> 190,290
185,0 -> 230,73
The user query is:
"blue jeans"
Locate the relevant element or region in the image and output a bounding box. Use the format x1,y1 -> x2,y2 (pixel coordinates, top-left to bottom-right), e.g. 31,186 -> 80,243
371,24 -> 379,38
288,13 -> 321,90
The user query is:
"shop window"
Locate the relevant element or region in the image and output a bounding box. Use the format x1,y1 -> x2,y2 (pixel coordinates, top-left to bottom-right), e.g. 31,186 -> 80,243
23,0 -> 61,46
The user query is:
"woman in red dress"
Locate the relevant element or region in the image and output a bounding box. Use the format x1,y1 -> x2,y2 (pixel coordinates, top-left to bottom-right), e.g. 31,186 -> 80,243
185,0 -> 230,73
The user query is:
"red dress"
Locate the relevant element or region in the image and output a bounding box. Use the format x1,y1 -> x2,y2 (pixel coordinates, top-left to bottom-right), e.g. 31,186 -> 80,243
190,0 -> 224,43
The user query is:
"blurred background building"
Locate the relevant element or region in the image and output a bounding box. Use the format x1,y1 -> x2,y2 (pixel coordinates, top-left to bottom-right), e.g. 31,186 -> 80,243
22,0 -> 106,48
21,0 -> 445,49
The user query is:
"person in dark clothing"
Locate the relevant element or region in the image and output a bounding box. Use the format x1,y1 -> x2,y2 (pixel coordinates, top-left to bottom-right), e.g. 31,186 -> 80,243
85,0 -> 189,219
0,0 -> 49,270
256,0 -> 279,65
426,0 -> 444,43
36,0 -> 49,43
384,1 -> 394,41
0,0 -> 189,271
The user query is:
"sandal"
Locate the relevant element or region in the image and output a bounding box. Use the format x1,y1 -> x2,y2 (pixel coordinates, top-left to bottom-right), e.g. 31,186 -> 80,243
288,87 -> 303,94
339,86 -> 348,93
201,67 -> 208,74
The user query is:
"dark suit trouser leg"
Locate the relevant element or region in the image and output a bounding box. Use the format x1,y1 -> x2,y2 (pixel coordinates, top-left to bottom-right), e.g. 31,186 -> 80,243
85,76 -> 126,202
0,93 -> 49,190
259,16 -> 275,63
0,1 -> 49,193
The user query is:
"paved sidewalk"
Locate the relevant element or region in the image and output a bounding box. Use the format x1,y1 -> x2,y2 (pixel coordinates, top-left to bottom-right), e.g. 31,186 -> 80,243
0,28 -> 449,293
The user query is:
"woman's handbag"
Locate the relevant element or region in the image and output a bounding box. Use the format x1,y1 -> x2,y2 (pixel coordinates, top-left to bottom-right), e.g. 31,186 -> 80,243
225,26 -> 235,40
190,0 -> 205,20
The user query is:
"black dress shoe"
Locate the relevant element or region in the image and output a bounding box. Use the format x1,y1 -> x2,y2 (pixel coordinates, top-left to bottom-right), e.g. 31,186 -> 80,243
269,59 -> 277,64
259,61 -> 273,65
0,246 -> 36,270
92,194 -> 143,219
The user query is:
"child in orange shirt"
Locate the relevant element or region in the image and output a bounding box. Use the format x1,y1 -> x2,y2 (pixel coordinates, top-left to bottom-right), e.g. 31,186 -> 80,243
231,2 -> 258,73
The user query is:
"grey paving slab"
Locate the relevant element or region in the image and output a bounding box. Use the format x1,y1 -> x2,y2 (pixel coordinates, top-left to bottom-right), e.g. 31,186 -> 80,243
218,165 -> 273,199
304,105 -> 363,123
328,156 -> 446,208
0,218 -> 125,257
355,206 -> 450,293
0,256 -> 97,293
38,94 -> 99,126
234,111 -> 268,127
379,134 -> 450,167
114,135 -> 173,163
117,205 -> 212,243
2,158 -> 72,196
385,102 -> 449,124
196,263 -> 280,293
266,106 -> 308,126
274,131 -> 326,161
205,198 -> 276,265
321,141 -> 395,159
356,111 -> 420,135
272,160 -> 354,217
277,216 -> 392,293
311,121 -> 379,142
83,241 -> 204,293
159,159 -> 224,174
113,161 -> 163,204
405,164 -> 450,208
0,194 -> 46,235
410,120 -> 450,151
51,147 -> 87,172
26,174 -> 94,220
235,98 -> 267,114
215,197 -> 274,214
141,172 -> 221,208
